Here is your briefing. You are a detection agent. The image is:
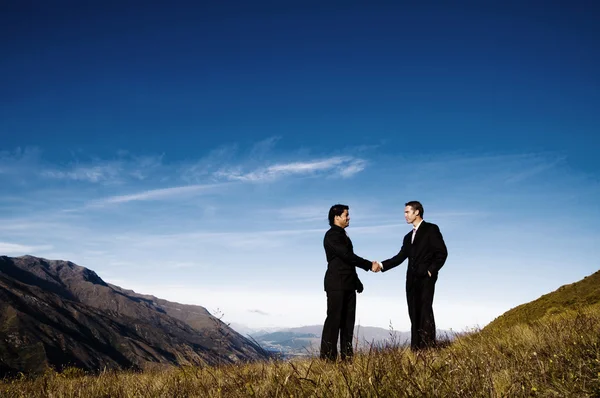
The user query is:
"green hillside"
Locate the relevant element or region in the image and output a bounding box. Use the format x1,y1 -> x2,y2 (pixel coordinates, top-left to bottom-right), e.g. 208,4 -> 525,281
484,269 -> 600,332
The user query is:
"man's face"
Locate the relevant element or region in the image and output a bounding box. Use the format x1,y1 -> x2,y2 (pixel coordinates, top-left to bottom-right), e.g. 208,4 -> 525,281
336,209 -> 350,228
404,205 -> 419,224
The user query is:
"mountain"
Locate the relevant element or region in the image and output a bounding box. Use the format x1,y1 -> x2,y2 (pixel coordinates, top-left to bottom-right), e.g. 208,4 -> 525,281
248,324 -> 453,357
253,331 -> 320,356
287,325 -> 413,346
0,255 -> 269,377
483,269 -> 600,332
229,323 -> 282,338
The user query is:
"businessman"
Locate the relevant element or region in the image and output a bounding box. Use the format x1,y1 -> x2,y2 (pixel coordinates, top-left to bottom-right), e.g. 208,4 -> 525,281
377,201 -> 448,351
320,204 -> 379,361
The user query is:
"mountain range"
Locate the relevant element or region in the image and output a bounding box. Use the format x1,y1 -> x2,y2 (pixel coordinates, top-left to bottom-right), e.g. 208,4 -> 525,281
0,255 -> 269,377
232,324 -> 453,358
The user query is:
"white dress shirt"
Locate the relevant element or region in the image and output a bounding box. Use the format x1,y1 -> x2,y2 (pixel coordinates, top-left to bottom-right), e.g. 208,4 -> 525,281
411,219 -> 424,243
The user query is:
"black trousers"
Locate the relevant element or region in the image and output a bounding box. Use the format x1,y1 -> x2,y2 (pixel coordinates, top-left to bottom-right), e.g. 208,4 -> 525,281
320,290 -> 356,361
407,273 -> 437,351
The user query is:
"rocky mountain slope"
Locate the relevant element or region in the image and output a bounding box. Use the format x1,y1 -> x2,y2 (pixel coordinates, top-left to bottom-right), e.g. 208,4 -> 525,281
0,255 -> 269,376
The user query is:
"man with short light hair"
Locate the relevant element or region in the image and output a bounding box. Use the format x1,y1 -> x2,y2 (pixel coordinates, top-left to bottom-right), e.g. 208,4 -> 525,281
377,201 -> 448,351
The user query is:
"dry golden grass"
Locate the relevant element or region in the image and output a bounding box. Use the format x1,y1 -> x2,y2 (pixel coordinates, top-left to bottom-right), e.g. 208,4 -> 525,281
2,305 -> 599,397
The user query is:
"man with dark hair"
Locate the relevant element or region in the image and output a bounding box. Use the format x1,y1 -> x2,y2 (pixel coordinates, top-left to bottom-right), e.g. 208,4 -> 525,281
376,201 -> 448,351
320,204 -> 379,361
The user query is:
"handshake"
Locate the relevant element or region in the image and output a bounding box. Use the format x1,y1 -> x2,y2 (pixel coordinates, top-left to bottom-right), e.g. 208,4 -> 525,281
371,261 -> 383,273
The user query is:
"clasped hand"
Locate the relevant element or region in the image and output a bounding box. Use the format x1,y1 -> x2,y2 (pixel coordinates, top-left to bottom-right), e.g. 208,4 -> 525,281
371,261 -> 382,273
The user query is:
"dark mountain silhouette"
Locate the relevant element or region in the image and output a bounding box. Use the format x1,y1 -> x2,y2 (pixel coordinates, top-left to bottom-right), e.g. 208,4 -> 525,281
0,255 -> 269,377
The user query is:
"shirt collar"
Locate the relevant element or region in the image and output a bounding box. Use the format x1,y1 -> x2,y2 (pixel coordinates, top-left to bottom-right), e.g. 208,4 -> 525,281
413,219 -> 424,230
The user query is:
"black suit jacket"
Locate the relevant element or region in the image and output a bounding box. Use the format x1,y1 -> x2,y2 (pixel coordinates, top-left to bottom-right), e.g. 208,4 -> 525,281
323,225 -> 371,291
381,221 -> 448,280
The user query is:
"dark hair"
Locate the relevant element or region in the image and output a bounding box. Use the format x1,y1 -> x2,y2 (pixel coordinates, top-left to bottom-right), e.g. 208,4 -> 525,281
405,201 -> 424,218
328,204 -> 349,226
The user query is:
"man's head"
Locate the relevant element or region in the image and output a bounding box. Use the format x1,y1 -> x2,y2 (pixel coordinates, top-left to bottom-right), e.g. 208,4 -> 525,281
328,204 -> 350,228
404,201 -> 424,225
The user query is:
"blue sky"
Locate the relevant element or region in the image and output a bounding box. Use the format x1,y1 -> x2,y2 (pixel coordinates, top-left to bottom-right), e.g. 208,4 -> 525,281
1,1 -> 599,332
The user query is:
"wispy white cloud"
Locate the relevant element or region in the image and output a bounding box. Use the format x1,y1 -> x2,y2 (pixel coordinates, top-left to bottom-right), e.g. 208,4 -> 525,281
407,152 -> 564,183
126,155 -> 165,181
88,183 -> 229,206
40,154 -> 165,184
0,242 -> 53,254
179,144 -> 239,183
339,159 -> 367,178
249,136 -> 281,159
179,139 -> 367,184
214,156 -> 365,182
42,164 -> 121,183
248,309 -> 270,316
2,144 -> 367,206
42,149 -> 366,210
503,157 -> 565,184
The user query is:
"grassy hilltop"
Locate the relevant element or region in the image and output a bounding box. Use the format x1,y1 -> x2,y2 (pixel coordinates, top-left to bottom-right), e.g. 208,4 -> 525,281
1,270 -> 599,397
483,269 -> 600,332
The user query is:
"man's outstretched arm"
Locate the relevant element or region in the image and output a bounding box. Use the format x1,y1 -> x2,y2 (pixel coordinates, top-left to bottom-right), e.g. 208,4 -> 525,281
325,232 -> 372,272
381,242 -> 408,272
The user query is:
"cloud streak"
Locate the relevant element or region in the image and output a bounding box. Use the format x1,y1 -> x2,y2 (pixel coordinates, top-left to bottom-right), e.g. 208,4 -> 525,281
88,183 -> 230,206
503,157 -> 565,184
248,309 -> 270,316
214,156 -> 366,182
42,164 -> 121,183
40,155 -> 165,184
0,242 -> 53,254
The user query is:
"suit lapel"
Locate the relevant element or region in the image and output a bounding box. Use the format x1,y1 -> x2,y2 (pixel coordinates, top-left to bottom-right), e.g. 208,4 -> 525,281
411,221 -> 427,249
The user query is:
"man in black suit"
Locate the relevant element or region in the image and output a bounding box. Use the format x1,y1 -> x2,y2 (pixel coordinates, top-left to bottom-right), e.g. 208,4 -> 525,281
376,201 -> 448,351
320,204 -> 379,361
